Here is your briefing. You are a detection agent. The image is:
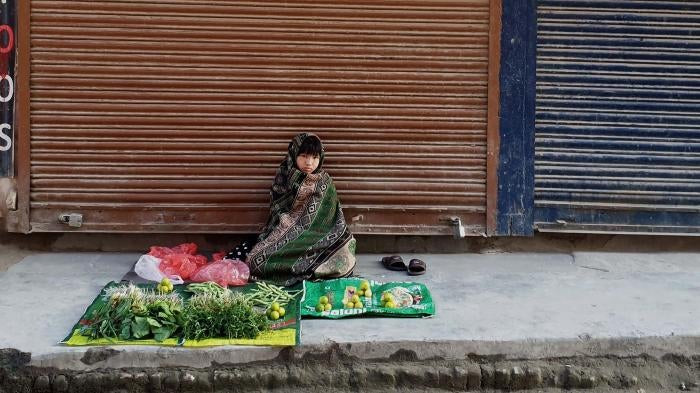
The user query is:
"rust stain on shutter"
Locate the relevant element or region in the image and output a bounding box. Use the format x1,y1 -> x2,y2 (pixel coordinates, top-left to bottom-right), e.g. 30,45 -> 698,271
29,0 -> 492,234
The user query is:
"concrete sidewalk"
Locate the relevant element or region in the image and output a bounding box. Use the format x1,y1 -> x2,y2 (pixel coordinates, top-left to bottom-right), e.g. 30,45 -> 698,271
1,251 -> 700,371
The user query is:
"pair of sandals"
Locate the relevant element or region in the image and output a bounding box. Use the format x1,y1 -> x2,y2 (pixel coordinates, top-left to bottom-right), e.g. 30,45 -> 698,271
381,255 -> 426,276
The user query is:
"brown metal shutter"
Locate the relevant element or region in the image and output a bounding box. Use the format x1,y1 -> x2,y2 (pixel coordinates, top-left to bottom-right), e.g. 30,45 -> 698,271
28,0 -> 493,234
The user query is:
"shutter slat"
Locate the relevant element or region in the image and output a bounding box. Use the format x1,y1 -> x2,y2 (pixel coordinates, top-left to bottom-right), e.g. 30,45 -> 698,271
535,0 -> 700,234
29,0 -> 490,233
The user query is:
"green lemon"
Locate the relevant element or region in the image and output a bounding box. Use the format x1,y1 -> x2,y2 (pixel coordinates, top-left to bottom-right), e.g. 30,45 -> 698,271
319,296 -> 329,305
270,302 -> 280,312
269,310 -> 280,320
324,303 -> 332,311
384,301 -> 396,309
315,304 -> 325,312
278,307 -> 286,317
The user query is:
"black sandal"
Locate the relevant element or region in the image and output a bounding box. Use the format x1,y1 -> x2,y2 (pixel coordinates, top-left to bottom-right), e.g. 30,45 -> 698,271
407,259 -> 426,276
381,255 -> 407,271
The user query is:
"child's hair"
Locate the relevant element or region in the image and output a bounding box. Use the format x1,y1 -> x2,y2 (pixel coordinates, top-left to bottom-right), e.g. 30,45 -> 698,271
298,135 -> 323,157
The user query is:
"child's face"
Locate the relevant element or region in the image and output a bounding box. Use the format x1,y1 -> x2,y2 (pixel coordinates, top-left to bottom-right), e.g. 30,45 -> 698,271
296,153 -> 320,174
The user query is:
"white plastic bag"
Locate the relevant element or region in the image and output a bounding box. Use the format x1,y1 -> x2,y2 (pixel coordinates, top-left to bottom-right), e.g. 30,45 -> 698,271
134,254 -> 184,284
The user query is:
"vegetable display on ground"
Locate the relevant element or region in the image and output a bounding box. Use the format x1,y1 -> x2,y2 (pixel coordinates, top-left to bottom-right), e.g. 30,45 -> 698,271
301,278 -> 435,319
79,284 -> 183,342
79,280 -> 300,342
183,290 -> 268,340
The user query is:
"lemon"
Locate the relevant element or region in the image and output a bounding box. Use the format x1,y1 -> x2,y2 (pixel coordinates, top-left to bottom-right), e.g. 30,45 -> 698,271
364,289 -> 372,298
270,302 -> 280,312
359,281 -> 370,291
159,279 -> 173,292
315,304 -> 325,312
319,296 -> 329,305
345,302 -> 354,309
357,290 -> 365,297
278,307 -> 286,317
354,301 -> 364,309
381,293 -> 394,303
324,303 -> 332,311
384,301 -> 396,309
351,295 -> 360,303
269,310 -> 280,320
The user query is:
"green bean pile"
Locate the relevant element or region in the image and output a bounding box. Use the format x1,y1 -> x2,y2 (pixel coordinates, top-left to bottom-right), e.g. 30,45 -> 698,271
186,282 -> 228,297
246,282 -> 303,308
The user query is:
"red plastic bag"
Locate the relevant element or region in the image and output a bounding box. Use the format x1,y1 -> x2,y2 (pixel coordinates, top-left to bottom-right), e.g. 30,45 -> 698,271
148,242 -> 199,258
171,243 -> 198,255
149,243 -> 207,280
190,259 -> 250,287
211,251 -> 227,261
158,255 -> 195,280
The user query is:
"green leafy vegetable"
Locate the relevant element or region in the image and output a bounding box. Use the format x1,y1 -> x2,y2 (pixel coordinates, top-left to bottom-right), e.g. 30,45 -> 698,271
183,291 -> 268,341
80,284 -> 184,342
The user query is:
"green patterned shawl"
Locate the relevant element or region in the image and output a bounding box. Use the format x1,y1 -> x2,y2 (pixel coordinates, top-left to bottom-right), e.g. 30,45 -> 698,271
246,133 -> 356,286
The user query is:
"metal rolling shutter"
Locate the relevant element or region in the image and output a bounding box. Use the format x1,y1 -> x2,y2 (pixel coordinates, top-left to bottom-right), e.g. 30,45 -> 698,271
29,0 -> 492,234
535,0 -> 700,234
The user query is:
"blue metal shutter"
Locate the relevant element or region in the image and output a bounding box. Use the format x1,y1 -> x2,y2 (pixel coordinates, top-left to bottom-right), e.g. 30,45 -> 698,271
535,0 -> 700,234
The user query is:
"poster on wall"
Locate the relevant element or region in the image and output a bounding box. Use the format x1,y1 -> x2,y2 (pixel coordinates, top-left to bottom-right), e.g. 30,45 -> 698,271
0,0 -> 15,177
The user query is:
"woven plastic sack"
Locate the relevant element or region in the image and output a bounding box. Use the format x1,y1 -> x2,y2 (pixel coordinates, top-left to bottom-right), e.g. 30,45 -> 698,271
301,278 -> 435,319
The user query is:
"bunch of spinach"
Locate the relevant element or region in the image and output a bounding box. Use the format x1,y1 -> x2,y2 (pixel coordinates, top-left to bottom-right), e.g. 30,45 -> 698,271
80,284 -> 184,342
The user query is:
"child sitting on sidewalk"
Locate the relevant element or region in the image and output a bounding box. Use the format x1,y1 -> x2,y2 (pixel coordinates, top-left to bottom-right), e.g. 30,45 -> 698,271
242,133 -> 356,286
